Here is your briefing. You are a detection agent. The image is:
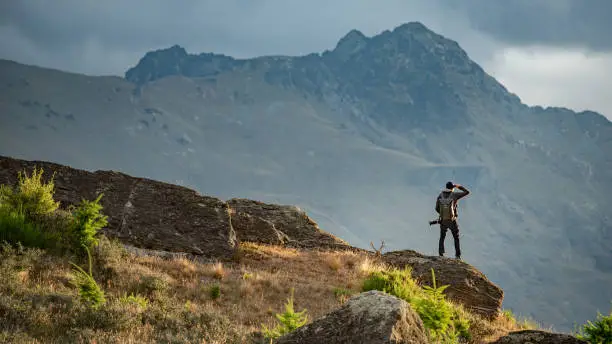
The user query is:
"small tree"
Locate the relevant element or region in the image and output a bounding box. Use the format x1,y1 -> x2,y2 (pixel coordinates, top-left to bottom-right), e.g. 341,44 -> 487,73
70,247 -> 106,309
262,288 -> 308,340
576,307 -> 612,344
412,269 -> 457,342
70,194 -> 108,252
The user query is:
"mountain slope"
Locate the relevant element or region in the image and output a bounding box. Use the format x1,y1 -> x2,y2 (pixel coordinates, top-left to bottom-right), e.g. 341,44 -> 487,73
1,21 -> 611,332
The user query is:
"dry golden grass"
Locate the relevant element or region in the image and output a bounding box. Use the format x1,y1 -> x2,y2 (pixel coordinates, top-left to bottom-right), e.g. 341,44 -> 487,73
204,242 -> 375,330
0,238 -> 531,343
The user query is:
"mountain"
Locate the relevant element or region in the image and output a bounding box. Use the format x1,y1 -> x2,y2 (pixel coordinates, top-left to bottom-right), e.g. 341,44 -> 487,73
1,21 -> 611,332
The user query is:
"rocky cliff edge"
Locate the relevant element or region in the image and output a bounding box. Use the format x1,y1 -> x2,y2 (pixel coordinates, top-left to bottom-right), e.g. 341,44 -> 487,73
0,155 -> 503,321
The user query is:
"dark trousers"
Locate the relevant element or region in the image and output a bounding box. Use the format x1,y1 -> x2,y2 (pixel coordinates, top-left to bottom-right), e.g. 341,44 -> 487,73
439,220 -> 461,257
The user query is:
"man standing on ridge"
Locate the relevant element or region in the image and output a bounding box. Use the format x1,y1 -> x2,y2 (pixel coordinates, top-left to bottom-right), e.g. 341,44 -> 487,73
435,181 -> 470,259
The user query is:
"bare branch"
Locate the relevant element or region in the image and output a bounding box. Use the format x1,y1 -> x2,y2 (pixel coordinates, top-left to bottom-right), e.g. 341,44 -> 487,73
370,240 -> 385,257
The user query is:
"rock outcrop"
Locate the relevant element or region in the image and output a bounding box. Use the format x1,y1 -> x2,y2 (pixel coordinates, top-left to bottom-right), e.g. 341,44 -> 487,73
228,209 -> 290,245
0,156 -> 237,259
228,198 -> 351,250
383,250 -> 504,320
0,156 -> 350,255
275,290 -> 429,344
491,330 -> 587,344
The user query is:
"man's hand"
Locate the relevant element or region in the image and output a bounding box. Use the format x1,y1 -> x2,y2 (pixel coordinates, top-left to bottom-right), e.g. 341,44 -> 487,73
454,183 -> 470,199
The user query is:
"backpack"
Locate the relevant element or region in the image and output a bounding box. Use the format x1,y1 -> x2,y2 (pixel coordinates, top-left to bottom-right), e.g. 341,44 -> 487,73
438,191 -> 457,221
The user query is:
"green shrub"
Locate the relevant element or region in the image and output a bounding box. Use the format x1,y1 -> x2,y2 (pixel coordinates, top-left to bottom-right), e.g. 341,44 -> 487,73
0,167 -> 59,220
0,168 -> 108,254
362,266 -> 421,302
0,168 -> 62,250
362,267 -> 470,343
333,287 -> 354,304
262,288 -> 308,340
333,287 -> 353,298
210,284 -> 221,300
119,293 -> 149,310
452,309 -> 471,340
0,209 -> 53,249
70,248 -> 106,309
576,307 -> 612,344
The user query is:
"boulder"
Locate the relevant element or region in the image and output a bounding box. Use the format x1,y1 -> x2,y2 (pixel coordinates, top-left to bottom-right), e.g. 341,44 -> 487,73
227,198 -> 351,249
383,250 -> 503,319
491,330 -> 587,344
0,156 -> 237,259
275,290 -> 429,344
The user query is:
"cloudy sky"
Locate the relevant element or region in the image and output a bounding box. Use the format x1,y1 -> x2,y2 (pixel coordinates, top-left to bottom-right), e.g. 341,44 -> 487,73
1,0 -> 611,119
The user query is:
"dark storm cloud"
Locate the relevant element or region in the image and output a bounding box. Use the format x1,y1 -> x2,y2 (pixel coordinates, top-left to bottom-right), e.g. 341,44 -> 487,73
1,1 -> 608,58
0,1 -> 226,52
2,0 -> 608,73
0,0 -> 610,121
441,0 -> 612,51
0,0 -> 454,75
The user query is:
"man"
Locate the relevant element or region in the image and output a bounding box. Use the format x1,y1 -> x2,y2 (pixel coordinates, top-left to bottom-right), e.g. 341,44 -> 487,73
435,181 -> 470,259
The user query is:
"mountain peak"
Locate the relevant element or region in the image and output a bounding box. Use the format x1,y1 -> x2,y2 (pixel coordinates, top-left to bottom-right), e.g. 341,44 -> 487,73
337,29 -> 367,44
393,21 -> 431,34
146,44 -> 188,59
331,29 -> 369,61
125,45 -> 239,84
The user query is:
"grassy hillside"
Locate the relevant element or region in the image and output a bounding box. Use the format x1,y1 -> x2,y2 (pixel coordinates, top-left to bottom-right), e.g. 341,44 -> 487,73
3,165 -> 610,344
1,239 -> 535,344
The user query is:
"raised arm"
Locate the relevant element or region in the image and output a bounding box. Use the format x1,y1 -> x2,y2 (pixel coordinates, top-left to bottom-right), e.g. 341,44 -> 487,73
454,184 -> 470,200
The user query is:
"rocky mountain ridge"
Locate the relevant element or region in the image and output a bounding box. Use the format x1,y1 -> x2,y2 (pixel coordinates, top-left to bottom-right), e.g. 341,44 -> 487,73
1,21 -> 610,332
125,22 -> 519,136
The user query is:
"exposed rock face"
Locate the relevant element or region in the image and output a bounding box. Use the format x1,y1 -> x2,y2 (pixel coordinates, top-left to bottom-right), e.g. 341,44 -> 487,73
491,330 -> 587,344
0,155 -> 354,255
228,198 -> 351,250
0,156 -> 237,259
275,290 -> 429,344
125,45 -> 242,85
383,250 -> 503,320
229,210 -> 289,245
